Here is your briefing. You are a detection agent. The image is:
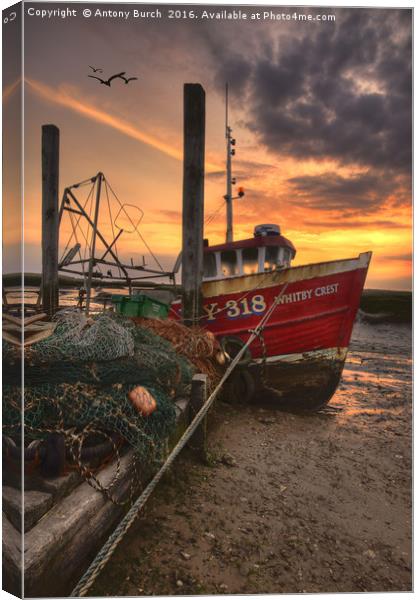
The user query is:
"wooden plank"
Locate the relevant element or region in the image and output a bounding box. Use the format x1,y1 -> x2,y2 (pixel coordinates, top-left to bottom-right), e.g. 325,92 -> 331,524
24,450 -> 137,597
181,83 -> 205,327
41,124 -> 60,318
25,491 -> 54,532
3,486 -> 54,533
35,470 -> 82,501
2,487 -> 22,532
3,313 -> 22,325
3,327 -> 56,347
189,374 -> 208,461
23,312 -> 48,325
3,324 -> 23,332
22,397 -> 190,597
2,331 -> 21,346
25,323 -> 55,333
3,322 -> 55,333
2,513 -> 22,597
23,329 -> 57,347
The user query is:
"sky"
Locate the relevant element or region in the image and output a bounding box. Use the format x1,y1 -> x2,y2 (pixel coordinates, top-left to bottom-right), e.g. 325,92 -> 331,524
4,3 -> 412,289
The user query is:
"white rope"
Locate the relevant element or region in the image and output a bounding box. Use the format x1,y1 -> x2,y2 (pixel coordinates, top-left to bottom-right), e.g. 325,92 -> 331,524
71,282 -> 288,597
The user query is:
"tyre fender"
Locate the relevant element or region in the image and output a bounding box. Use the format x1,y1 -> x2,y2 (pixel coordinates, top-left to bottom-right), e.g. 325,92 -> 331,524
220,335 -> 252,367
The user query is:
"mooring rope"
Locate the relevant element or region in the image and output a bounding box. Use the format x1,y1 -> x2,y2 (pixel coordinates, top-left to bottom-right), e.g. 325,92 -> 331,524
70,282 -> 289,597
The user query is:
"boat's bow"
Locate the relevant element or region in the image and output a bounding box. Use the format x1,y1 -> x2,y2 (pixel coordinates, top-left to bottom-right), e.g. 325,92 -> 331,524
200,251 -> 372,410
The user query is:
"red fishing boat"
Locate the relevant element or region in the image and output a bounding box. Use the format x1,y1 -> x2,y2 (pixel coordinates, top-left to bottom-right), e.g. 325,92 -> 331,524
171,93 -> 372,410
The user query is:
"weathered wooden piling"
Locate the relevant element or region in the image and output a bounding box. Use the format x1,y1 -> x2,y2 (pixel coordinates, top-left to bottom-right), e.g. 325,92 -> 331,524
85,172 -> 103,315
182,84 -> 205,326
189,373 -> 208,461
41,124 -> 60,318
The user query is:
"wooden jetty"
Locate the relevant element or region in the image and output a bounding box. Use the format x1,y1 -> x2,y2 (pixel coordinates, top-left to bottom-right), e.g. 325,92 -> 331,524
3,393 -> 208,597
2,83 -> 209,597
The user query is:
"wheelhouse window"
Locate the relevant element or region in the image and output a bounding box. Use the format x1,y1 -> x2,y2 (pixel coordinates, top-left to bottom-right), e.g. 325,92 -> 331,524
203,252 -> 217,279
282,248 -> 291,266
264,246 -> 280,271
221,250 -> 239,277
242,247 -> 259,275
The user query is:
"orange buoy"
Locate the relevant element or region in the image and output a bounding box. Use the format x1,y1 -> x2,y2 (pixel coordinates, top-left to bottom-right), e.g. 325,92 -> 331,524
128,386 -> 157,417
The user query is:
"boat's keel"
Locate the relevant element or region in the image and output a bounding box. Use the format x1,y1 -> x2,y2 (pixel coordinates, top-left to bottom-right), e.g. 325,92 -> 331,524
246,347 -> 347,411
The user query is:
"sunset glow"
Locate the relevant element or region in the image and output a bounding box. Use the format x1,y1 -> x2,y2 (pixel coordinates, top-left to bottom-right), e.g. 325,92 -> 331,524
26,78 -> 222,172
5,7 -> 411,290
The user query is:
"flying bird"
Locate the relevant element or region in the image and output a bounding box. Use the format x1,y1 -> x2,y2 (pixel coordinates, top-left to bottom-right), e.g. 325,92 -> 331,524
88,65 -> 103,73
88,72 -> 126,87
120,75 -> 138,85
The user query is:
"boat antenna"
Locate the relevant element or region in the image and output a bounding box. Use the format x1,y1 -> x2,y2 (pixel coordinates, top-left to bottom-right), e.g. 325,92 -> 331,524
225,82 -> 229,136
223,84 -> 245,243
225,83 -> 234,243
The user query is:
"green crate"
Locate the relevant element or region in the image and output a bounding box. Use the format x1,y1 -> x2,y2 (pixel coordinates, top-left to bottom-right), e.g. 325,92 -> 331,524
112,294 -> 169,319
110,294 -> 127,314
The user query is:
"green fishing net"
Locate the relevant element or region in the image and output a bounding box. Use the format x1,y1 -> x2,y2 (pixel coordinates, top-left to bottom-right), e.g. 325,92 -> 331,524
3,310 -> 195,462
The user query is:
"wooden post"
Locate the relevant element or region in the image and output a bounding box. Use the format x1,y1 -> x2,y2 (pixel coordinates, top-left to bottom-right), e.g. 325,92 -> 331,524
41,125 -> 60,318
182,84 -> 205,326
189,374 -> 208,461
85,172 -> 103,315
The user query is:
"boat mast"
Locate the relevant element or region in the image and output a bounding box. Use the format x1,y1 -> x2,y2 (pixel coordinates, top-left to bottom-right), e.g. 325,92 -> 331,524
225,84 -> 234,243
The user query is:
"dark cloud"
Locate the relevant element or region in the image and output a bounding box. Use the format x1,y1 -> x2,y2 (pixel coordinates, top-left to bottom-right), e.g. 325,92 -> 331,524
206,170 -> 226,180
302,220 -> 409,230
287,171 -> 397,212
207,159 -> 277,182
382,253 -> 412,261
26,6 -> 411,178
366,276 -> 411,291
211,9 -> 412,173
212,53 -> 252,97
152,209 -> 182,224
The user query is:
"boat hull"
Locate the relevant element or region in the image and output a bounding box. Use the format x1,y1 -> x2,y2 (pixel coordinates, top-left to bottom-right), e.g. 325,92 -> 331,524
171,252 -> 371,409
247,347 -> 347,411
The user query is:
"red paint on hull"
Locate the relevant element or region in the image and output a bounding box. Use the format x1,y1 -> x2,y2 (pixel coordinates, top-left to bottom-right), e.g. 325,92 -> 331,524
171,255 -> 370,361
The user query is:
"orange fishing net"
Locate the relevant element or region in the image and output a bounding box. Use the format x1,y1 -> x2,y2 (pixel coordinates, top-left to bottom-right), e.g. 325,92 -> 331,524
132,318 -> 223,390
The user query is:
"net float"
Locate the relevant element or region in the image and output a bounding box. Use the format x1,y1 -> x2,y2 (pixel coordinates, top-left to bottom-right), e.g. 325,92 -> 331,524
127,386 -> 157,416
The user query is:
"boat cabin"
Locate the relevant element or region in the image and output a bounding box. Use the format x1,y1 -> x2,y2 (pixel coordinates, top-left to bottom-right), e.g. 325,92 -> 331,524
203,224 -> 296,281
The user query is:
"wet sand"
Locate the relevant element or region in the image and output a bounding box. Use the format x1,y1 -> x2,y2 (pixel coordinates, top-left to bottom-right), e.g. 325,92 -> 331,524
91,321 -> 412,595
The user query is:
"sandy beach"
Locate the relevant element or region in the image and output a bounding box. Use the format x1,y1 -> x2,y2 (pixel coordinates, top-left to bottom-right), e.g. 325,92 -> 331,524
91,319 -> 412,595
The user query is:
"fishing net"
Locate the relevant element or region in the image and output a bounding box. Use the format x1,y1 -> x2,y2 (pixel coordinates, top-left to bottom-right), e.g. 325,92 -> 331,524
26,310 -> 135,363
2,310 -> 206,500
4,382 -> 176,457
132,317 -> 223,391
